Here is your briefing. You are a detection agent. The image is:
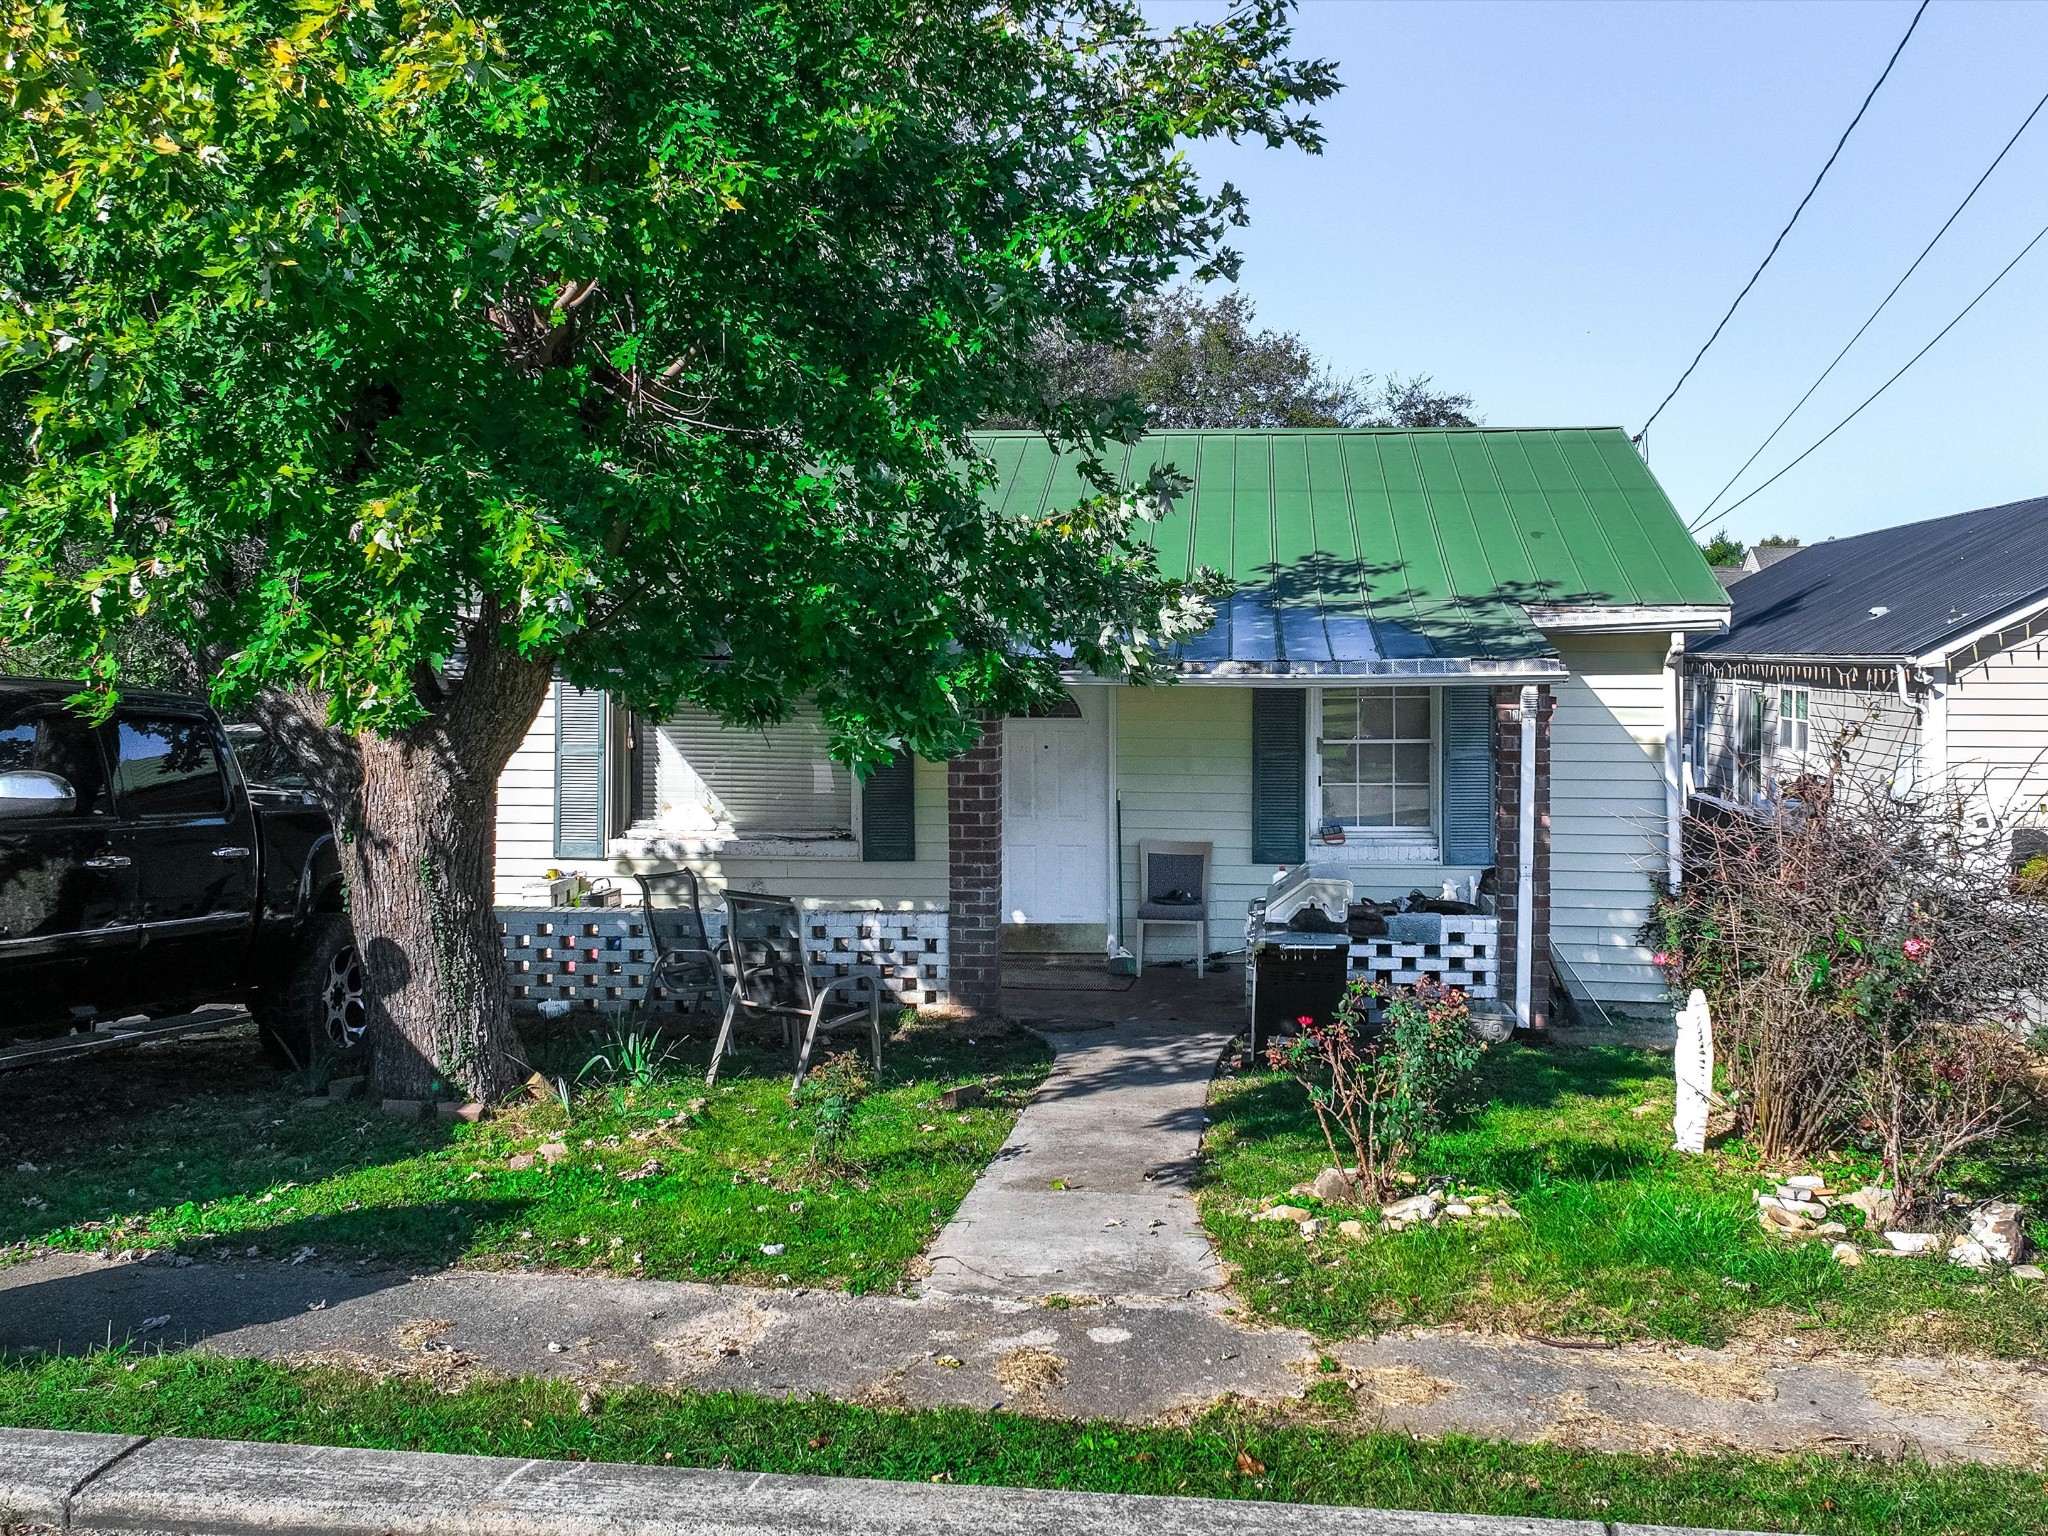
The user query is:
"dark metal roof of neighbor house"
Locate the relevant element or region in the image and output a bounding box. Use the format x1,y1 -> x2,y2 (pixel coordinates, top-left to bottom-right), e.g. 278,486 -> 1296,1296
1690,494 -> 2048,661
978,428 -> 1726,673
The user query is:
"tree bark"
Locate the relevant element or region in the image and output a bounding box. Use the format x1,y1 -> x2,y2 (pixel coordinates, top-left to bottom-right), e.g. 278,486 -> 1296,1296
255,612 -> 552,1101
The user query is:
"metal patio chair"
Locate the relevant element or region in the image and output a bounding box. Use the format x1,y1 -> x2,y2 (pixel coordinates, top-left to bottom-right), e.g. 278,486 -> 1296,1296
633,868 -> 728,1019
705,890 -> 882,1094
1134,839 -> 1213,977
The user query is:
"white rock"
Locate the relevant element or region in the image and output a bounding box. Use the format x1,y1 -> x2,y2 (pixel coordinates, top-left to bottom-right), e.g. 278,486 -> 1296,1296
1298,1218 -> 1328,1240
1830,1242 -> 1863,1268
1967,1201 -> 2028,1265
1310,1167 -> 1362,1205
1759,1204 -> 1811,1233
1785,1175 -> 1826,1191
1841,1186 -> 1896,1227
1883,1231 -> 1942,1255
1815,1221 -> 1848,1236
1335,1219 -> 1366,1240
760,1243 -> 785,1257
1444,1202 -> 1473,1218
1380,1194 -> 1440,1224
1254,1204 -> 1313,1224
1947,1237 -> 1993,1270
2011,1264 -> 2045,1282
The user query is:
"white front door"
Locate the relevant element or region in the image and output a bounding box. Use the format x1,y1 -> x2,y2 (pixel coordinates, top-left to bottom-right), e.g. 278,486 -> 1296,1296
1002,691 -> 1109,924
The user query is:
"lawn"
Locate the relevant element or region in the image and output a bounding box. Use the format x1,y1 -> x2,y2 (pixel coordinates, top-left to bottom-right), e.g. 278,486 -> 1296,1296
1200,1042 -> 2048,1354
0,1015 -> 1051,1292
1,1350 -> 2039,1536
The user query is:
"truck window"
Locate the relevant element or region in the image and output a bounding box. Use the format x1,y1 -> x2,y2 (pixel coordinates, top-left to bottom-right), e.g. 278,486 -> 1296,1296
114,716 -> 228,816
0,704 -> 112,815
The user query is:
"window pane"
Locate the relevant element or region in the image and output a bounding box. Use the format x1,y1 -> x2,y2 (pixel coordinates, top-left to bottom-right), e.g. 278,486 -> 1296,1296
1394,786 -> 1431,826
1393,690 -> 1430,739
1358,691 -> 1393,741
1359,785 -> 1393,825
1321,691 -> 1358,741
658,707 -> 852,836
115,716 -> 225,816
1796,692 -> 1809,721
1360,744 -> 1393,785
0,708 -> 110,815
1320,742 -> 1359,787
1393,743 -> 1431,787
1322,785 -> 1357,825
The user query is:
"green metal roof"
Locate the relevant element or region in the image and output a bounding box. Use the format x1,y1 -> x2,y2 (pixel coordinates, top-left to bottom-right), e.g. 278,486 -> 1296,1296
977,428 -> 1727,672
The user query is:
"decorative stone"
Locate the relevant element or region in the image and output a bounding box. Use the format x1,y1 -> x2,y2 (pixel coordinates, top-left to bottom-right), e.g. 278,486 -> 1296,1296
1253,1204 -> 1313,1224
1444,1201 -> 1473,1218
1784,1175 -> 1826,1191
437,1102 -> 486,1124
1335,1219 -> 1366,1240
1967,1201 -> 2028,1265
1759,1203 -> 1811,1234
1672,988 -> 1712,1154
380,1099 -> 425,1121
1815,1221 -> 1848,1236
1883,1231 -> 1942,1255
294,1097 -> 334,1111
537,1141 -> 570,1164
326,1076 -> 365,1101
1841,1186 -> 1895,1227
1298,1218 -> 1329,1240
937,1083 -> 986,1112
1310,1167 -> 1361,1206
507,1154 -> 537,1171
2011,1264 -> 2045,1282
1380,1194 -> 1440,1224
1831,1242 -> 1864,1267
1948,1237 -> 1993,1270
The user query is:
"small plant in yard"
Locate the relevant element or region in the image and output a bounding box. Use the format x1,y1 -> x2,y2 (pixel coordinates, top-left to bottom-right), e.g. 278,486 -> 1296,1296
793,1052 -> 874,1172
578,1021 -> 682,1091
1264,978 -> 1486,1202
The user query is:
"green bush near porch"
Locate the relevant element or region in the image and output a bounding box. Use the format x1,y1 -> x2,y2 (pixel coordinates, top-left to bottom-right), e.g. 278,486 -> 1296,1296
0,1020 -> 1051,1293
1200,1043 -> 2048,1354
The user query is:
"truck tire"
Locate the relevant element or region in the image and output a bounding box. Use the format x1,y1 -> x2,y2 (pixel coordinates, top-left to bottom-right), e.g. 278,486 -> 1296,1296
257,913 -> 367,1068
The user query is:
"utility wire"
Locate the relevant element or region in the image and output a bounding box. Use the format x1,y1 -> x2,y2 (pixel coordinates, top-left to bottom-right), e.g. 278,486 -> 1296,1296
1691,81 -> 2048,532
1705,211 -> 2048,524
1637,0 -> 1930,442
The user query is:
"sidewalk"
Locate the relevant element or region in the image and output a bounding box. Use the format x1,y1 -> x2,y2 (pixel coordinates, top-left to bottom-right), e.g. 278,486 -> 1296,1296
0,1426 -> 1764,1536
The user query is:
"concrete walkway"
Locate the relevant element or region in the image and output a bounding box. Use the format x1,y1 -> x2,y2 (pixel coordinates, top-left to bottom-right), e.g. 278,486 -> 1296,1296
924,1023 -> 1233,1300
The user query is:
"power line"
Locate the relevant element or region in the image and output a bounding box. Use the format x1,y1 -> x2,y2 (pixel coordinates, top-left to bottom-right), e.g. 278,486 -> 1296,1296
1704,211 -> 2048,525
1691,80 -> 2048,531
1637,0 -> 1930,442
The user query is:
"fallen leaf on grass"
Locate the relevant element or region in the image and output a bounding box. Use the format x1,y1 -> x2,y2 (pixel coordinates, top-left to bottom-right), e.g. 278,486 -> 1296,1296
1236,1451 -> 1265,1476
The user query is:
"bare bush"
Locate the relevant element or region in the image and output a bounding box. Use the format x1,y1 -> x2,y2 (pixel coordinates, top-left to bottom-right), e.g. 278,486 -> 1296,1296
1653,746 -> 2048,1217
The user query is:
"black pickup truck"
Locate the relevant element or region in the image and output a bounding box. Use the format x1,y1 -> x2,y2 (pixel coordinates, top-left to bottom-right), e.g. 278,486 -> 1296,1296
0,678 -> 360,1062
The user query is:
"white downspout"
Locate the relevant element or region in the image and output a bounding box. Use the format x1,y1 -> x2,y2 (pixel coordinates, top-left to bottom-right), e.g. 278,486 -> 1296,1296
1664,633 -> 1685,890
1515,684 -> 1537,1030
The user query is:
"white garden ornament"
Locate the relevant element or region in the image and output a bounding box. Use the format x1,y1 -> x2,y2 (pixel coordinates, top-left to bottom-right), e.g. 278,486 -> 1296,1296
1673,988 -> 1713,1154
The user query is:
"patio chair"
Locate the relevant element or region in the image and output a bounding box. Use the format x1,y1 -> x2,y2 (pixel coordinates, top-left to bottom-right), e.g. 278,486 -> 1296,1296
1134,839 -> 1212,977
633,868 -> 728,1019
705,890 -> 882,1095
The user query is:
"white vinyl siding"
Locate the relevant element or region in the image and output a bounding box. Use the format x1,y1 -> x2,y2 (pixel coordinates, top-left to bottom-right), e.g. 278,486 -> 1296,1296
1946,627 -> 2048,831
1687,676 -> 1919,802
1547,634 -> 1670,1009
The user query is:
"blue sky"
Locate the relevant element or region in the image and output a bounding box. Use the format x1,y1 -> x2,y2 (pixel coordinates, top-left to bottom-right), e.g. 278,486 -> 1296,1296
1152,0 -> 2048,548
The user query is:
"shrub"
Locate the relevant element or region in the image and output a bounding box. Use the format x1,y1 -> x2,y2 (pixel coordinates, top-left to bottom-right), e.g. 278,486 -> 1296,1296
1264,977 -> 1486,1202
794,1051 -> 873,1171
1653,753 -> 2048,1216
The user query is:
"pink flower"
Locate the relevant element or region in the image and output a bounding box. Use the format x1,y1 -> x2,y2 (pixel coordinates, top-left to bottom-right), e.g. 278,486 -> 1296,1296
1903,937 -> 1928,961
1652,951 -> 1671,967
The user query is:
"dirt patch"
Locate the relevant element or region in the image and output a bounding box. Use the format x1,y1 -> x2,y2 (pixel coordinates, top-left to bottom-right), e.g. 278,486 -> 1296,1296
649,1297 -> 783,1366
1538,1389 -> 1747,1458
1856,1359 -> 2048,1465
282,1344 -> 483,1393
393,1316 -> 454,1351
1609,1345 -> 1778,1403
995,1345 -> 1067,1403
1352,1363 -> 1457,1409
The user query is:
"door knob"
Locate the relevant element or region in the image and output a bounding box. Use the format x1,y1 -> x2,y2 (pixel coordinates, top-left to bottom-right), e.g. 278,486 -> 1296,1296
211,846 -> 252,859
83,854 -> 132,870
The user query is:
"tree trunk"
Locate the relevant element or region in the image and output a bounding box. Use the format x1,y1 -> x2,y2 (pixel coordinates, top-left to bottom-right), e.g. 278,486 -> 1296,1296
259,616 -> 553,1102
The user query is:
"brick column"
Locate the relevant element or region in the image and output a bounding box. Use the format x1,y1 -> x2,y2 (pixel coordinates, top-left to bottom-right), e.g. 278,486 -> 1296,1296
1493,685 -> 1555,1032
947,719 -> 1004,1014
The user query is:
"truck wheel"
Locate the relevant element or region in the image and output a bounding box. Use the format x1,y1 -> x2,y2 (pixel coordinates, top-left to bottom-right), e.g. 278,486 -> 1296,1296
258,914 -> 367,1067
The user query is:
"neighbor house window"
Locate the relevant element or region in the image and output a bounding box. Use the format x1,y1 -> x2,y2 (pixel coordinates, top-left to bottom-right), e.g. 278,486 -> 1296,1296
1318,687 -> 1433,831
1777,687 -> 1810,758
656,706 -> 853,841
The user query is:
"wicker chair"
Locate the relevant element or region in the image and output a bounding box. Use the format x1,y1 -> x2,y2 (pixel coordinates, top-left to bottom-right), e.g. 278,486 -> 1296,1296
706,890 -> 882,1094
1134,839 -> 1212,976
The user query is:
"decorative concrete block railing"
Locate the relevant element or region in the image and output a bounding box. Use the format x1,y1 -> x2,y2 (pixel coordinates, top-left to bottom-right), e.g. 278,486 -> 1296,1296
1349,912 -> 1500,1001
496,906 -> 949,1014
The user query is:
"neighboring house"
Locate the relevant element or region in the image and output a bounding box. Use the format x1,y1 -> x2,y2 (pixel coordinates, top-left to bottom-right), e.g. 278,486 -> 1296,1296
1684,496 -> 2048,851
1711,543 -> 1800,592
496,427 -> 1730,1024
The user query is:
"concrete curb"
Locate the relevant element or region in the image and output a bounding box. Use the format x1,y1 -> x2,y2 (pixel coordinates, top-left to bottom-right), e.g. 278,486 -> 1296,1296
0,1426 -> 1784,1536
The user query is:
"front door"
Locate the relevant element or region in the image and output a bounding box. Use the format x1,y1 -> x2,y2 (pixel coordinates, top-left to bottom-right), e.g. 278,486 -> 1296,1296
1002,691 -> 1109,924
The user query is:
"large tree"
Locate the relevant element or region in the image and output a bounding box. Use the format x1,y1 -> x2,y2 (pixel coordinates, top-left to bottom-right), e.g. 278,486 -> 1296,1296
998,286 -> 1476,431
1,1 -> 1335,1097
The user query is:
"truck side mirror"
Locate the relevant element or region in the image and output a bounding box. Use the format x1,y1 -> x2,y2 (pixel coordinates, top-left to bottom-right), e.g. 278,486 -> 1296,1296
0,770 -> 77,818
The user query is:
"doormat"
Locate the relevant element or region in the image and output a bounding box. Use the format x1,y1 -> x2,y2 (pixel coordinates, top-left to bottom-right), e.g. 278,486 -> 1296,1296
1002,969 -> 1138,994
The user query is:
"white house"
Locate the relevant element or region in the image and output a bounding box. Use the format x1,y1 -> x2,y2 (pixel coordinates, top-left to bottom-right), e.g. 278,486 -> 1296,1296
495,427 -> 1731,1025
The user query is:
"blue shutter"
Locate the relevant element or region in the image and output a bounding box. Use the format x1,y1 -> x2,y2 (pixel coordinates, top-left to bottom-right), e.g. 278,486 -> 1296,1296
861,749 -> 917,862
1251,689 -> 1307,865
1441,686 -> 1495,865
553,681 -> 608,859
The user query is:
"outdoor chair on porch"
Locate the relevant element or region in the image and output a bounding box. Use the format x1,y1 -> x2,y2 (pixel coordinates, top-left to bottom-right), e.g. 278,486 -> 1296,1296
705,890 -> 883,1094
1134,839 -> 1213,977
634,868 -> 729,1019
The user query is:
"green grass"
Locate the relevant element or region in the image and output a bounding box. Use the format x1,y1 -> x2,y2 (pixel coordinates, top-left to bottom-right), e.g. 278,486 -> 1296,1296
1201,1043 -> 2048,1353
0,1017 -> 1050,1291
1,1351 -> 2040,1535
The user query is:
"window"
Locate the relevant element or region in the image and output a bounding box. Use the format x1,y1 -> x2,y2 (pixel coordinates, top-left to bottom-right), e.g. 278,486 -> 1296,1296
1318,687 -> 1433,830
113,715 -> 227,816
1777,687 -> 1810,757
656,707 -> 852,840
0,705 -> 110,815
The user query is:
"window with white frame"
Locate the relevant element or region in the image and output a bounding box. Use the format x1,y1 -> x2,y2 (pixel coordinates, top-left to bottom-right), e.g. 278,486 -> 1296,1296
655,706 -> 853,842
1318,686 -> 1434,832
1777,686 -> 1810,759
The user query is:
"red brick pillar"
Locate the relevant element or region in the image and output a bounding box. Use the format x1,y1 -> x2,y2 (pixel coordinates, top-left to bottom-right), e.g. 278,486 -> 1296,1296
1493,685 -> 1554,1032
948,720 -> 1004,1014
